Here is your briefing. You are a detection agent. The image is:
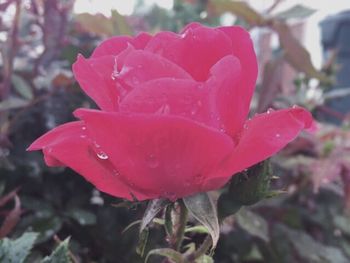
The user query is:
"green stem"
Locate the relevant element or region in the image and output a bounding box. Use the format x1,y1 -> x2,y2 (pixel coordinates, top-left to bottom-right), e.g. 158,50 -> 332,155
174,200 -> 188,251
185,235 -> 212,262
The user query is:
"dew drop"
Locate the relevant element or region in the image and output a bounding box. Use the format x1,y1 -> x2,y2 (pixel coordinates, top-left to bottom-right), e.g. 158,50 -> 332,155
157,104 -> 170,115
292,104 -> 298,109
80,135 -> 87,139
267,108 -> 274,114
81,126 -> 86,130
97,151 -> 108,160
275,133 -> 281,138
146,154 -> 159,168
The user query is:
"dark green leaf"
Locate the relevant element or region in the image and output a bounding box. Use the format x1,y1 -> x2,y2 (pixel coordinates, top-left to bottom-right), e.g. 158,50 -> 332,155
183,193 -> 219,248
274,224 -> 348,263
145,248 -> 184,263
235,208 -> 269,242
11,75 -> 34,100
0,97 -> 29,111
66,208 -> 96,226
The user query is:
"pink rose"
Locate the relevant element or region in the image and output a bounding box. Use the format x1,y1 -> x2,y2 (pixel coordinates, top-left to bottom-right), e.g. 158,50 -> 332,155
28,23 -> 313,201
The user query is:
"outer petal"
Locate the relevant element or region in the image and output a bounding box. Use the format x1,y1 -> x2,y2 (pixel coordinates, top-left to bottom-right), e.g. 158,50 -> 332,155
218,26 -> 258,131
145,25 -> 233,81
116,50 -> 193,88
204,107 -> 313,187
72,55 -> 119,111
91,32 -> 152,58
27,121 -> 145,200
74,109 -> 234,200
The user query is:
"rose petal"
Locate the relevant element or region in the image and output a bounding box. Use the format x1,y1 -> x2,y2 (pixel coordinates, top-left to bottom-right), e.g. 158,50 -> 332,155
206,55 -> 242,135
145,25 -> 233,81
72,55 -> 119,111
28,121 -> 144,200
91,32 -> 152,58
74,109 -> 234,200
204,107 -> 313,186
218,26 -> 258,129
116,50 -> 193,87
119,78 -> 219,127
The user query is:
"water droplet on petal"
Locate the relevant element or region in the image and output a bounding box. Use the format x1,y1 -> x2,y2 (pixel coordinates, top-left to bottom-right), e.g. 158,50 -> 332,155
156,104 -> 170,115
146,154 -> 159,168
81,126 -> 86,130
292,104 -> 298,109
80,135 -> 87,139
275,133 -> 281,138
97,151 -> 108,160
267,108 -> 275,114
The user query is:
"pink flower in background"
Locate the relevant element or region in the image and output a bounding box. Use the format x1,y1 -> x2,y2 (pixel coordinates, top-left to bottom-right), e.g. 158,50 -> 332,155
28,22 -> 313,201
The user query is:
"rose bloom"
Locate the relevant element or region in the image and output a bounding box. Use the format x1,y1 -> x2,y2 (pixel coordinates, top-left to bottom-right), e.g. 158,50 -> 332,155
28,23 -> 313,201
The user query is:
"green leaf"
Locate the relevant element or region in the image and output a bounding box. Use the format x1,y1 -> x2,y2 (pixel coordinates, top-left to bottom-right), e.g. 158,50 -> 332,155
235,208 -> 269,242
145,248 -> 184,263
274,4 -> 316,20
0,232 -> 38,263
136,228 -> 149,257
273,224 -> 348,263
185,225 -> 209,234
41,238 -> 71,263
140,198 -> 169,233
31,216 -> 63,244
183,193 -> 219,249
196,255 -> 214,263
66,208 -> 96,226
11,74 -> 34,100
0,97 -> 29,111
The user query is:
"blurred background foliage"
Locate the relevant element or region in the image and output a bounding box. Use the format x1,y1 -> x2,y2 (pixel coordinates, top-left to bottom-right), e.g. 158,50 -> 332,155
0,0 -> 350,262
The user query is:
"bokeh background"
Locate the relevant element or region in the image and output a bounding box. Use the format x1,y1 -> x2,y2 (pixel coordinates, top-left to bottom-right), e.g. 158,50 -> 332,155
1,0 -> 350,262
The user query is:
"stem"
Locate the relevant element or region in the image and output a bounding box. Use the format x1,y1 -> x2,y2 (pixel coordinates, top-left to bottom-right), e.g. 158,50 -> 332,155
174,200 -> 188,251
1,0 -> 21,100
185,235 -> 212,262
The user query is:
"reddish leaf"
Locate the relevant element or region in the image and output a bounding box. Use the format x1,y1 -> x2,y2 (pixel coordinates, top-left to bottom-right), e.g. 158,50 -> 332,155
0,195 -> 21,238
273,21 -> 330,83
257,56 -> 284,113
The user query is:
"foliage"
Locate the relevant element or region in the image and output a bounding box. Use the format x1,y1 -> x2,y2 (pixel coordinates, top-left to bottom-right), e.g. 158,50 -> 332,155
0,0 -> 349,262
